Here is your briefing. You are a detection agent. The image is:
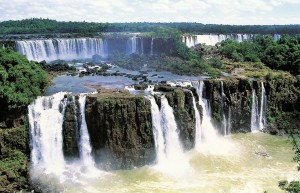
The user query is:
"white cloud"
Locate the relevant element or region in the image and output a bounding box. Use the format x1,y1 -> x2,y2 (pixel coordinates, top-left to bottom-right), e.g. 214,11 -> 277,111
0,0 -> 299,24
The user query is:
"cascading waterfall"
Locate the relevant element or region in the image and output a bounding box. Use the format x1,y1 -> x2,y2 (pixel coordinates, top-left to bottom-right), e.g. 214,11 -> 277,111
160,96 -> 184,161
221,81 -> 231,135
78,95 -> 95,166
141,38 -> 144,55
16,38 -> 108,62
150,38 -> 154,55
259,82 -> 267,130
221,81 -> 227,135
183,34 -> 279,47
148,95 -> 190,176
191,92 -> 202,149
127,37 -> 137,54
148,96 -> 166,164
192,81 -> 220,148
28,92 -> 68,175
28,92 -> 99,181
192,80 -> 234,154
251,89 -> 259,132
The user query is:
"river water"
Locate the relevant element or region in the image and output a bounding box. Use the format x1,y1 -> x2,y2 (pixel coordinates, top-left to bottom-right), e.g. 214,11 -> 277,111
57,133 -> 297,193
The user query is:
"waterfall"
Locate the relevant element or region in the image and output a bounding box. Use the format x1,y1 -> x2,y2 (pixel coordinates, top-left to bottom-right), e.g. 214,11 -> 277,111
28,92 -> 67,174
148,95 -> 190,175
78,95 -> 95,166
141,38 -> 144,55
28,92 -> 98,174
183,34 -> 280,47
160,96 -> 184,160
221,81 -> 227,135
192,81 -> 220,146
259,82 -> 267,130
251,89 -> 259,132
191,92 -> 202,149
150,38 -> 154,55
127,37 -> 137,54
148,96 -> 166,164
16,38 -> 108,62
220,81 -> 231,135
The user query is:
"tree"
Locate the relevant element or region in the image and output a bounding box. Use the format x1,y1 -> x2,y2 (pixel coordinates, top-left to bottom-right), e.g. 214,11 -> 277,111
0,48 -> 48,110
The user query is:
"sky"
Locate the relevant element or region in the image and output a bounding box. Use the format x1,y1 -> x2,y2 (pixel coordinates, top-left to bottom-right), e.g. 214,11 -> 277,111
0,0 -> 300,25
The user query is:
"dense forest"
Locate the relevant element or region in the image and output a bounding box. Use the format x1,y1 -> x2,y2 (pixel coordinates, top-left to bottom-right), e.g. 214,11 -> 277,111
0,48 -> 48,110
219,35 -> 300,79
1,18 -> 300,35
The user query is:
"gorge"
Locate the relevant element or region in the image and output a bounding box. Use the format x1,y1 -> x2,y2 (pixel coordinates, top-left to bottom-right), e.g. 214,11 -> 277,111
1,30 -> 300,193
23,77 -> 300,192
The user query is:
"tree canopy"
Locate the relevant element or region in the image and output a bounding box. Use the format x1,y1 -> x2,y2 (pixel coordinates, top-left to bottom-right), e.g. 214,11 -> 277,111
1,18 -> 300,35
219,35 -> 300,77
0,48 -> 48,110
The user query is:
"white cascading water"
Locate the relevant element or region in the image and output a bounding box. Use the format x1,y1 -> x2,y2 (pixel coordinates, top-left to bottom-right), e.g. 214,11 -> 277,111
78,95 -> 95,166
28,92 -> 102,186
16,38 -> 107,62
127,37 -> 137,54
141,38 -> 144,55
147,96 -> 166,164
192,81 -> 234,154
221,81 -> 227,135
251,89 -> 259,132
259,82 -> 267,130
220,81 -> 231,135
160,96 -> 184,161
28,92 -> 68,175
190,92 -> 202,149
148,95 -> 191,176
183,34 -> 279,47
150,38 -> 154,55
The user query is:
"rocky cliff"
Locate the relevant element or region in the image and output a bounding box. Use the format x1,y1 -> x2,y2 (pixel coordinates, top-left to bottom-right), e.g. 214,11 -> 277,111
62,95 -> 81,159
0,108 -> 29,192
203,78 -> 300,135
265,78 -> 300,134
84,91 -> 154,170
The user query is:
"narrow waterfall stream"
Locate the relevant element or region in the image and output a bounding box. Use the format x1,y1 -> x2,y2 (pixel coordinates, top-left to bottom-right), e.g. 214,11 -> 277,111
221,81 -> 228,135
191,92 -> 202,149
251,89 -> 259,132
259,82 -> 267,130
148,96 -> 166,164
78,95 -> 95,167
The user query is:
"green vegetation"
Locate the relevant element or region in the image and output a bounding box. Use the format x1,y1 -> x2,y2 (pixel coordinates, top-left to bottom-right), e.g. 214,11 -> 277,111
0,48 -> 48,110
219,35 -> 300,78
1,18 -> 300,35
0,124 -> 28,192
0,18 -> 108,35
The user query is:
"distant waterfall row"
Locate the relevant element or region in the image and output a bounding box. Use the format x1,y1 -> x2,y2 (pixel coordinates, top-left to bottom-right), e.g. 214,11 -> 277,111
183,34 -> 281,47
16,37 -> 156,62
17,38 -> 108,62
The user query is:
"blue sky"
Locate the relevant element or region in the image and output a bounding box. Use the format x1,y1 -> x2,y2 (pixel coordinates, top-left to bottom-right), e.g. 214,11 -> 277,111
0,0 -> 299,24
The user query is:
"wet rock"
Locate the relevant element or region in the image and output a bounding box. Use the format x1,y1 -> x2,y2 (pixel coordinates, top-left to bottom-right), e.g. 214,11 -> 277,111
85,92 -> 155,169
